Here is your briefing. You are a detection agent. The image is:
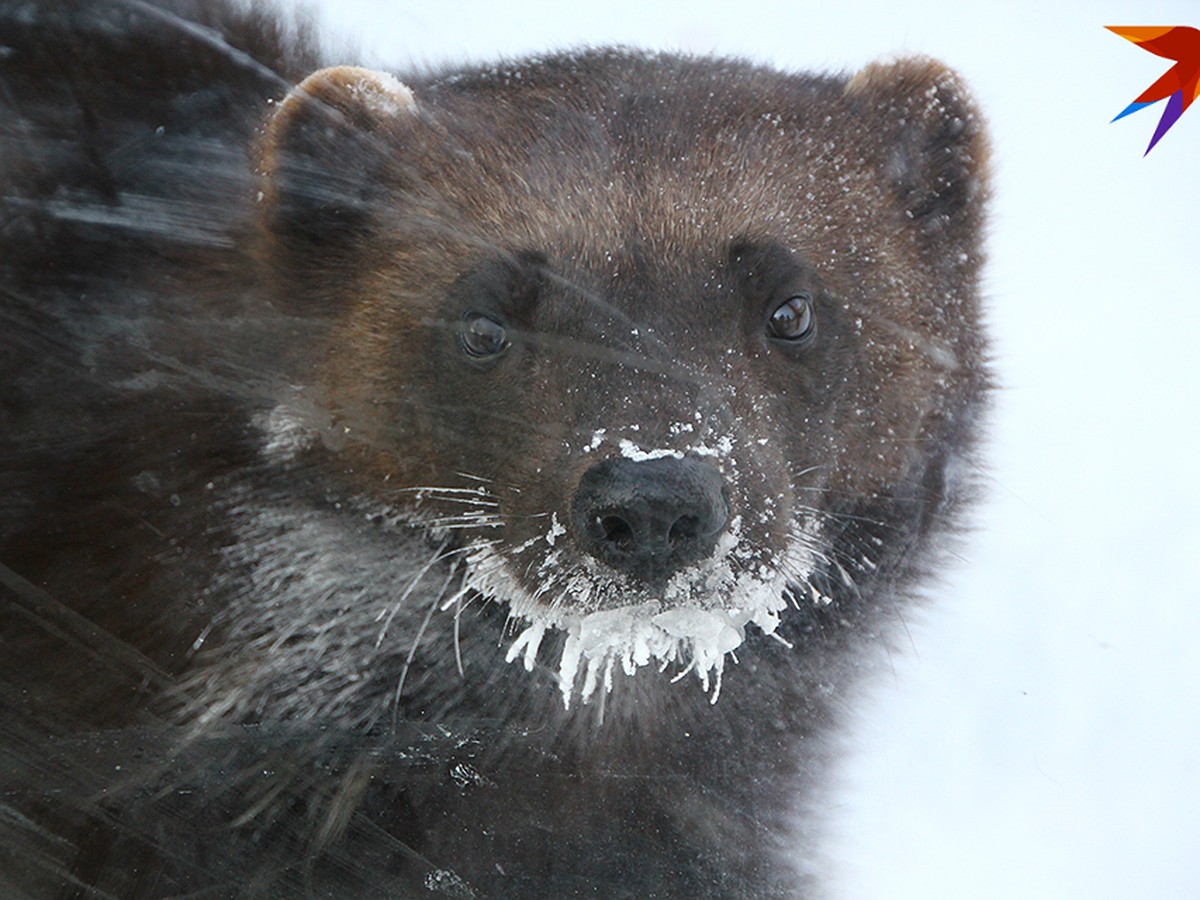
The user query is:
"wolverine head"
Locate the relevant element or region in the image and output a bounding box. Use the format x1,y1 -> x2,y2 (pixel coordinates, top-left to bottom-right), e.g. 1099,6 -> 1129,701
254,52 -> 989,705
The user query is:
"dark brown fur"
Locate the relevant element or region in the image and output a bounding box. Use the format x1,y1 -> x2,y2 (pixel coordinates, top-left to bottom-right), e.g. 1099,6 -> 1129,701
0,1 -> 989,896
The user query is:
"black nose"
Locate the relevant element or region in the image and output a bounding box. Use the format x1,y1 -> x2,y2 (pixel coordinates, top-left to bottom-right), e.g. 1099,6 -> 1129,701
571,456 -> 729,581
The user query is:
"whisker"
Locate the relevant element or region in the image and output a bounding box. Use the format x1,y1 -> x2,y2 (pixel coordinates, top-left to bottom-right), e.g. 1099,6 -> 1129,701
374,541 -> 452,647
391,566 -> 457,715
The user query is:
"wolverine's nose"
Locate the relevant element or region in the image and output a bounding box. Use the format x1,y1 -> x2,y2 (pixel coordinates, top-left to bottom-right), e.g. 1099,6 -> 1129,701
571,456 -> 729,581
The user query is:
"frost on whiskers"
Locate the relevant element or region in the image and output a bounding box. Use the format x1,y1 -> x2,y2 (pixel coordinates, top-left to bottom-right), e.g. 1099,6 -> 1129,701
459,526 -> 804,710
505,597 -> 788,710
470,432 -> 813,710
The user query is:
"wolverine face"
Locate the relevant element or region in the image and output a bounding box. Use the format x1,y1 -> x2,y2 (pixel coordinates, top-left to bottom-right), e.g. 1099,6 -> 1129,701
257,53 -> 988,704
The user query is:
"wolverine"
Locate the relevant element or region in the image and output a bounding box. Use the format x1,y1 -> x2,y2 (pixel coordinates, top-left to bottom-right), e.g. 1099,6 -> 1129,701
0,1 -> 989,896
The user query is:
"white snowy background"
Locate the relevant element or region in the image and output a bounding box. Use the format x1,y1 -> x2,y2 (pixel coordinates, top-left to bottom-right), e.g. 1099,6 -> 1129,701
306,1 -> 1200,896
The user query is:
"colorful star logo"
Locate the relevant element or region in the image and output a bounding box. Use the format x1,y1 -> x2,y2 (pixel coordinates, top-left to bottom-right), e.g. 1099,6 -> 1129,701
1108,26 -> 1200,154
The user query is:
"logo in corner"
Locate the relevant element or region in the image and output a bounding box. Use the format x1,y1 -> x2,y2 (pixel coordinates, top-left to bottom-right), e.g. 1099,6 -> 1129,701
1107,26 -> 1200,154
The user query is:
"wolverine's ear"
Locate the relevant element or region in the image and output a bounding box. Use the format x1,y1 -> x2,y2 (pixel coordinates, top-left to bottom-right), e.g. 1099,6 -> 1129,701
258,66 -> 419,259
260,65 -> 417,239
845,57 -> 989,252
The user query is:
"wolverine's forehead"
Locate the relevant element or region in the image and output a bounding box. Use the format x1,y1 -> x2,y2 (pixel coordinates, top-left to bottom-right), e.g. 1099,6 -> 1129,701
405,57 -> 888,266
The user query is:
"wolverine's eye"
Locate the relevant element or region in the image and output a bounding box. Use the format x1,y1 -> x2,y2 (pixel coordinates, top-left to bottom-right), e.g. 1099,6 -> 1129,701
767,294 -> 816,343
460,312 -> 510,359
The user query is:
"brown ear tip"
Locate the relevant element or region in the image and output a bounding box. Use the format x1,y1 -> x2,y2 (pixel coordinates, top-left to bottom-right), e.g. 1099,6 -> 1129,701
845,55 -> 965,100
263,66 -> 417,150
258,65 -> 417,183
846,54 -> 988,161
291,65 -> 417,117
